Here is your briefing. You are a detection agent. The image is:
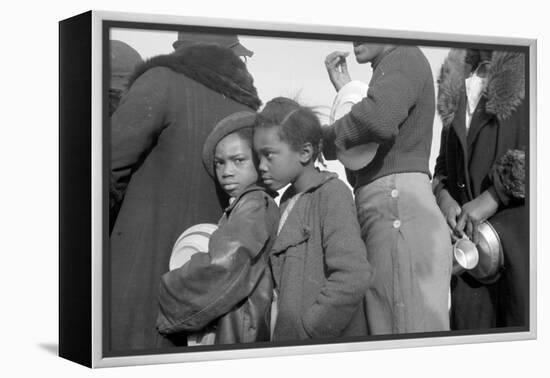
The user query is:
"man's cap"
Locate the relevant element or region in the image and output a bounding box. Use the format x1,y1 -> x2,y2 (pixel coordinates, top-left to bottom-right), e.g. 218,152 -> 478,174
173,32 -> 253,57
110,40 -> 143,90
202,111 -> 257,178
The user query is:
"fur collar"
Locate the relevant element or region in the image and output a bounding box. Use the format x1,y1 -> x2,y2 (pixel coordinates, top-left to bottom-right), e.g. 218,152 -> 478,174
127,44 -> 261,110
437,49 -> 525,126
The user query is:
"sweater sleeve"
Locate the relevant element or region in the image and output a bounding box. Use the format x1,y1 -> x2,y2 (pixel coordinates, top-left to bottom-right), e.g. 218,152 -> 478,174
109,68 -> 170,215
156,195 -> 274,334
332,66 -> 420,149
323,81 -> 370,161
301,180 -> 372,338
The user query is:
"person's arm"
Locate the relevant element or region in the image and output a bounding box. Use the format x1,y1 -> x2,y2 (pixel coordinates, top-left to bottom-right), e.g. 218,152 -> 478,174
456,149 -> 525,243
433,125 -> 449,193
323,81 -> 370,161
109,67 -> 170,212
332,68 -> 420,149
330,81 -> 369,122
432,126 -> 462,236
301,181 -> 372,338
157,194 -> 275,334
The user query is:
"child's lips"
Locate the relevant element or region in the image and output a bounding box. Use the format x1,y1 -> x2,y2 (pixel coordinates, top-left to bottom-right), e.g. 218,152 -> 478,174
222,183 -> 238,191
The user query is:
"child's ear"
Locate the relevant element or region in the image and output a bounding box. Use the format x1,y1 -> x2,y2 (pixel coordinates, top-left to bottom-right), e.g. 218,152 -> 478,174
299,142 -> 314,164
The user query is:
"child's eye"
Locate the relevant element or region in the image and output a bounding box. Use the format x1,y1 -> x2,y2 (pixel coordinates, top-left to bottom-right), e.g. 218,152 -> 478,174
214,161 -> 223,167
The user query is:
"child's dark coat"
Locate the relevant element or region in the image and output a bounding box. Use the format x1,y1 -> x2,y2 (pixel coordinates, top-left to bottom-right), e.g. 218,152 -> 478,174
157,185 -> 279,344
272,172 -> 372,340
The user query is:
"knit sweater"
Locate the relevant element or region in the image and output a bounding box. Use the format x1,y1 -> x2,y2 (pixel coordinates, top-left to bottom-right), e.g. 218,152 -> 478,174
326,46 -> 435,189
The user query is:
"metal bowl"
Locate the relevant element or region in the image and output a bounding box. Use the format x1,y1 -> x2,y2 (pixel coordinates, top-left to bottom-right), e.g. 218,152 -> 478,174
469,221 -> 504,284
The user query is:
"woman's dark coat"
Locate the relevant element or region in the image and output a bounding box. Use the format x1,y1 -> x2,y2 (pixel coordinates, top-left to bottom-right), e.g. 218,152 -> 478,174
109,45 -> 261,351
435,49 -> 528,329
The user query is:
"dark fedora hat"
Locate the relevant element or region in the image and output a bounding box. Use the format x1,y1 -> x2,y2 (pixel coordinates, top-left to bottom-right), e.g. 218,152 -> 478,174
202,111 -> 257,178
173,31 -> 253,57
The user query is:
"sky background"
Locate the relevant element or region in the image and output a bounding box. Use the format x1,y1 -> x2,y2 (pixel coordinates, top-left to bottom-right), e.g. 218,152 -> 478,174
111,28 -> 450,192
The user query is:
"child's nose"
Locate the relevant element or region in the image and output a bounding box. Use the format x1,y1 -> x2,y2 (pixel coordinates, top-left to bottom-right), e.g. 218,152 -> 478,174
258,157 -> 268,173
222,163 -> 235,177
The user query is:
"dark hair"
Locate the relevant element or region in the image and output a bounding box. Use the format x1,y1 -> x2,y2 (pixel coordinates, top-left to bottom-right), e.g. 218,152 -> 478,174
256,97 -> 324,164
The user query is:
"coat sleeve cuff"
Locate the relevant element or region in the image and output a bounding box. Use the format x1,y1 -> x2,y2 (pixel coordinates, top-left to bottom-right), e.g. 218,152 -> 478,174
490,149 -> 525,206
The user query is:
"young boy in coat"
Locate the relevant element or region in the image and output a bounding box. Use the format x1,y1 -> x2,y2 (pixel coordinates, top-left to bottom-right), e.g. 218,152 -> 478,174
156,111 -> 279,344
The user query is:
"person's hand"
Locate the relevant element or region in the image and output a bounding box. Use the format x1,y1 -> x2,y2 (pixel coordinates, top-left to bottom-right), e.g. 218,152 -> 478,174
456,189 -> 499,244
325,51 -> 352,92
437,188 -> 462,238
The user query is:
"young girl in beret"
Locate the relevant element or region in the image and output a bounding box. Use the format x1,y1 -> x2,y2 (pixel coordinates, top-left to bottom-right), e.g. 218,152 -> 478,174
156,111 -> 279,345
253,97 -> 372,341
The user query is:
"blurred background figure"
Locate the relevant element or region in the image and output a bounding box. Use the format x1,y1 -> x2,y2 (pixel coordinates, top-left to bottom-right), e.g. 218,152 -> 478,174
109,32 -> 260,352
172,31 -> 253,58
109,40 -> 143,116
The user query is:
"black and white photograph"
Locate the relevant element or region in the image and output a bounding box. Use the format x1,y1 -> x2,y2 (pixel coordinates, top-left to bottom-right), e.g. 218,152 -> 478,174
94,12 -> 534,363
6,1 -> 539,376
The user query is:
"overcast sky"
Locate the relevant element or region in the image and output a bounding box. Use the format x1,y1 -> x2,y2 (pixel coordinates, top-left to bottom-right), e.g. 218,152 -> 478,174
110,28 -> 450,190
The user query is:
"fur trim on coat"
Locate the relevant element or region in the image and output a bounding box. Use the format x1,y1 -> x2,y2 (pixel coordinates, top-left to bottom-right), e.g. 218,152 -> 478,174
127,44 -> 261,110
491,149 -> 525,202
437,49 -> 525,126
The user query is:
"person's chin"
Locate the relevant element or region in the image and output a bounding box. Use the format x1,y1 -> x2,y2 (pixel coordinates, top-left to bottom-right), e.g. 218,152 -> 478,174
222,184 -> 240,197
262,179 -> 281,191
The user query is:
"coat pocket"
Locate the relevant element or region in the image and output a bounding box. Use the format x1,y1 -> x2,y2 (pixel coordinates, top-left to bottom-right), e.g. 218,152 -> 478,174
271,224 -> 310,256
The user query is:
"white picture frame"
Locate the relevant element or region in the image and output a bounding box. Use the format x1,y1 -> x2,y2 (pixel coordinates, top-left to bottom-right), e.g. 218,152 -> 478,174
59,9 -> 537,368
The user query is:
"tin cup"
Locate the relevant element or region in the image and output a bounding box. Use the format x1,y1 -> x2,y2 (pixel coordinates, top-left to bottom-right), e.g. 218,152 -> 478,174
452,234 -> 479,275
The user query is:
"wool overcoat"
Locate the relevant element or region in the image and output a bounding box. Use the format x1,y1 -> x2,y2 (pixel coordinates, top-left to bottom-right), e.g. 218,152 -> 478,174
109,45 -> 261,351
435,49 -> 528,329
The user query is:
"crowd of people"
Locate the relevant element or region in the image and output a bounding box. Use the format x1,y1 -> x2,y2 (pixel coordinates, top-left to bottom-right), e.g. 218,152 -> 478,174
108,32 -> 527,352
